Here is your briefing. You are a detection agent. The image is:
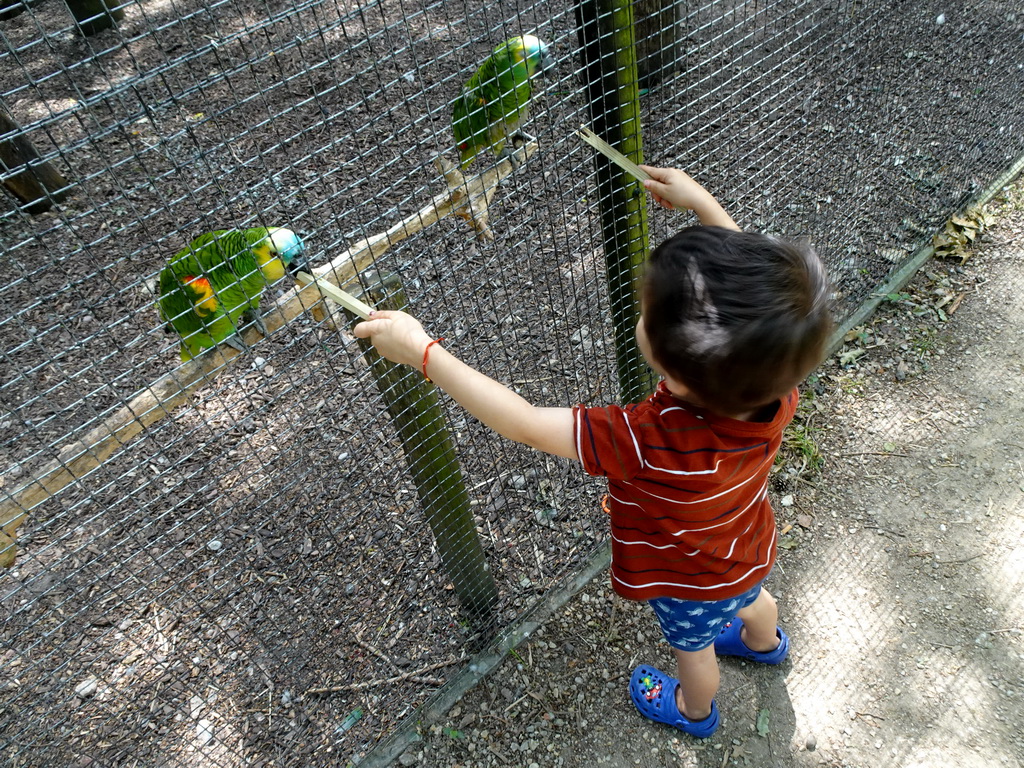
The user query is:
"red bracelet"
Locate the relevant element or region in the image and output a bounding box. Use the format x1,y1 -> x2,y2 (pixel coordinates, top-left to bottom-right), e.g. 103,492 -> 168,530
422,337 -> 444,382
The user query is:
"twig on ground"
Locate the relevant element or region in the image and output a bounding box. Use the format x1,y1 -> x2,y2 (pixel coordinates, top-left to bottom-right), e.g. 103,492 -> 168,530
488,744 -> 510,764
510,376 -> 559,385
854,710 -> 886,721
354,632 -> 400,670
504,693 -> 530,713
837,451 -> 909,458
305,659 -> 459,694
934,553 -> 985,565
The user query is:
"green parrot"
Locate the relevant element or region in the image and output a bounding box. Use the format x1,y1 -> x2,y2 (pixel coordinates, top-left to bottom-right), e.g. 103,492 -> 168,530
452,35 -> 555,169
157,227 -> 307,361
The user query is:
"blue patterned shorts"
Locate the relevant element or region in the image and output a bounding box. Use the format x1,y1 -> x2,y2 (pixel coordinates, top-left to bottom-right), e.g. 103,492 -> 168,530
648,582 -> 764,652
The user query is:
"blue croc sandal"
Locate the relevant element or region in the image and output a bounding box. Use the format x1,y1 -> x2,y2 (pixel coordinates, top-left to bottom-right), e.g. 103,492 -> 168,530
714,618 -> 789,664
629,665 -> 720,738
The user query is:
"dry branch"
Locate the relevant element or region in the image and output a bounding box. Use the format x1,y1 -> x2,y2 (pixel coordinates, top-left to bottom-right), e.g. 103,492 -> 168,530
305,658 -> 460,695
0,108 -> 70,214
0,141 -> 537,567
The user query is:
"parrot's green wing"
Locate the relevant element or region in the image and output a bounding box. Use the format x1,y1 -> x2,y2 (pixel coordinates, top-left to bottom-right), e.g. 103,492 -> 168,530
452,36 -> 553,169
157,264 -> 233,360
156,228 -> 272,360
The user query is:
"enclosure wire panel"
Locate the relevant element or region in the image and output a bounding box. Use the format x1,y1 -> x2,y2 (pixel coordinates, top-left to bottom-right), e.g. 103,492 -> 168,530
0,0 -> 1022,764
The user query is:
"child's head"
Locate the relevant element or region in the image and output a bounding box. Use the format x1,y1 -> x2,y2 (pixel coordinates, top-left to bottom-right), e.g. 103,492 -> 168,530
641,225 -> 832,416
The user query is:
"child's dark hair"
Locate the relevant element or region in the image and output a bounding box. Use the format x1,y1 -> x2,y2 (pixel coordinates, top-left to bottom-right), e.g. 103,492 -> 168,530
643,226 -> 832,416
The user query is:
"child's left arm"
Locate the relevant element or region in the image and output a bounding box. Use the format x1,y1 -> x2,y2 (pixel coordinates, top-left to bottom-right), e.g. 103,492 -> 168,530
353,310 -> 578,461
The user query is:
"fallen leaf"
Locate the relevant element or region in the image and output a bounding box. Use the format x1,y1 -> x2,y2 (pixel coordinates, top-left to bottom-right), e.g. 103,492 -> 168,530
756,708 -> 770,737
731,741 -> 752,759
839,348 -> 867,366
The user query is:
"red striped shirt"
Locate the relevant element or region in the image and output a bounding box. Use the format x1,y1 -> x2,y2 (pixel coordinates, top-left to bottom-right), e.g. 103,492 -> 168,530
573,383 -> 798,602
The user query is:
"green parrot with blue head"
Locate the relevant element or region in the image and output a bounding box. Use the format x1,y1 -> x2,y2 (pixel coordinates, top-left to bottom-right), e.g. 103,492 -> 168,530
157,227 -> 306,361
452,35 -> 555,169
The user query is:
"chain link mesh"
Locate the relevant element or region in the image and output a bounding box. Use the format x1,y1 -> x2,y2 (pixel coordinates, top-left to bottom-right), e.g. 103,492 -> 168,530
1,0 -> 1021,764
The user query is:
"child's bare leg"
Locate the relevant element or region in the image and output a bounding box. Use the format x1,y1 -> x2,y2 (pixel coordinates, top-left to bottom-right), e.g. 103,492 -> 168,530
734,587 -> 781,652
672,645 -> 718,721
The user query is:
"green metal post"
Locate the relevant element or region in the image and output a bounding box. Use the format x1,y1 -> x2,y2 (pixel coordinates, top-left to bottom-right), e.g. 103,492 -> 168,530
356,276 -> 498,628
576,0 -> 659,403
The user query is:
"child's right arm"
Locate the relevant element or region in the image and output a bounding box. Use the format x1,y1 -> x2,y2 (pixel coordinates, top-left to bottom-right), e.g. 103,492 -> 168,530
639,166 -> 740,231
353,310 -> 578,461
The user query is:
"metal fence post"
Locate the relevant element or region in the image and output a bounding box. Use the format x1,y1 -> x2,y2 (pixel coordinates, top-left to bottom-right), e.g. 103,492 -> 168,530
355,275 -> 499,627
576,0 -> 658,403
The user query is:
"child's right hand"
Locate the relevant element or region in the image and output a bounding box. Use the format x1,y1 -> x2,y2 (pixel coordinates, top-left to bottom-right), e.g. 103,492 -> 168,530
353,309 -> 434,369
639,165 -> 739,230
639,166 -> 708,212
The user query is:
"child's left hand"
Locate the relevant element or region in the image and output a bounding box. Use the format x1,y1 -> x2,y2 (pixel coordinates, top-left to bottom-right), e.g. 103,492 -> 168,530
353,310 -> 434,369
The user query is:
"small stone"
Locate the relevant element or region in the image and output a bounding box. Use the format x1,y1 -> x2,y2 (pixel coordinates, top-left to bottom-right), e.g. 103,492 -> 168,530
805,734 -> 817,751
398,753 -> 417,767
207,540 -> 222,552
781,494 -> 795,507
74,677 -> 98,699
196,719 -> 214,746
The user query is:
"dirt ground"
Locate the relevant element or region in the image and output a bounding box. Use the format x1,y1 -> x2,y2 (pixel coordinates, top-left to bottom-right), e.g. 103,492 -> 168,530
396,182 -> 1024,768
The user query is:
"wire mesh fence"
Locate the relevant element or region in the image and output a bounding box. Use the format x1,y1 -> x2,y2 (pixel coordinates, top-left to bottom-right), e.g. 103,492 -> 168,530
0,0 -> 1021,765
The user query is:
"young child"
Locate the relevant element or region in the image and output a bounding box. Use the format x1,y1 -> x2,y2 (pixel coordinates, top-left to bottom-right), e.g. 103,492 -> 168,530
353,166 -> 832,738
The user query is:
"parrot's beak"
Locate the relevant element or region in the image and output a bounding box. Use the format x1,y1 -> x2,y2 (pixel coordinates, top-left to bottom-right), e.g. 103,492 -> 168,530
287,253 -> 310,275
539,52 -> 556,79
